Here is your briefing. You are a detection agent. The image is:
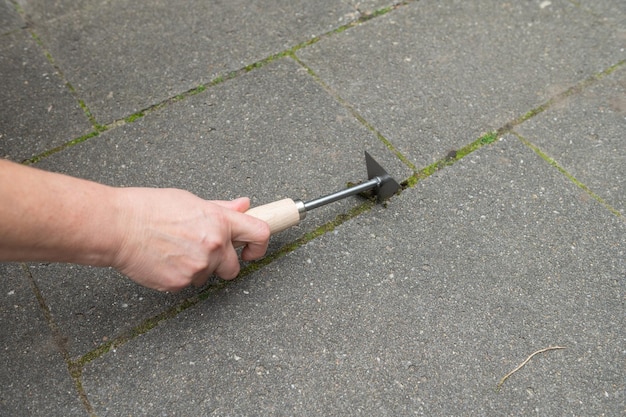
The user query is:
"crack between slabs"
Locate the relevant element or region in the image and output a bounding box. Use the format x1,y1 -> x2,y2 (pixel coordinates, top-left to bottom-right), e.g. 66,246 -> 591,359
289,53 -> 417,172
20,264 -> 97,417
512,130 -> 622,219
25,29 -> 103,132
20,1 -> 414,164
8,1 -> 102,131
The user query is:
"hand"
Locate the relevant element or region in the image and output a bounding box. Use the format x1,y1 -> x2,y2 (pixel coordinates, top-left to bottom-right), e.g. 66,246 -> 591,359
110,188 -> 270,292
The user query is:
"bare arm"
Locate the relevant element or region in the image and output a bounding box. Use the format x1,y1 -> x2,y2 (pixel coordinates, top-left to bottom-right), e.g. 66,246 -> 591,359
0,159 -> 270,291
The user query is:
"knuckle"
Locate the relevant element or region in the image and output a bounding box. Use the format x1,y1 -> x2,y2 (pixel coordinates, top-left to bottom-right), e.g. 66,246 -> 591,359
258,220 -> 271,239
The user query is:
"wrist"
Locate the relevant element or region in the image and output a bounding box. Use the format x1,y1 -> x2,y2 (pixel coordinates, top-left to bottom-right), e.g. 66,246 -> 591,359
103,186 -> 137,271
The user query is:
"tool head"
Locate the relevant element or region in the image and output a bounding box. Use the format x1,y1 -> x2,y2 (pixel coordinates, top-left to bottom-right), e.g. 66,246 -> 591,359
365,151 -> 401,202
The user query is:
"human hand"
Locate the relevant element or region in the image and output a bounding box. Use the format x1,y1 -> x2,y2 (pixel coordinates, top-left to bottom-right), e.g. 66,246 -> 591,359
110,188 -> 270,292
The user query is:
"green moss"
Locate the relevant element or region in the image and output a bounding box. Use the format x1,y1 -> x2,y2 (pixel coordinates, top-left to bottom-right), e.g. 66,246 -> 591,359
514,132 -> 621,217
11,1 -> 25,14
189,84 -> 206,95
480,131 -> 498,144
125,111 -> 144,123
455,131 -> 498,159
401,174 -> 419,188
23,131 -> 100,165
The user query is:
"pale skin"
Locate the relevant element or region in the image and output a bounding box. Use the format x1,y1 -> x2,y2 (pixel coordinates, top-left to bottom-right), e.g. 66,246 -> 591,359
0,159 -> 270,292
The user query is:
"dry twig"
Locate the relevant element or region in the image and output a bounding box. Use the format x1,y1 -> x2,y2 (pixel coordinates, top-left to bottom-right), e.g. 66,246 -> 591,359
497,346 -> 566,391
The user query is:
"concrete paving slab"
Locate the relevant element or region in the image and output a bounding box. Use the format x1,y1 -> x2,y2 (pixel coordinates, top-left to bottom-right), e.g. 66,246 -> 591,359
15,0 -> 95,23
80,135 -> 625,415
0,30 -> 93,162
515,64 -> 626,215
26,0 -> 359,124
296,0 -> 625,168
31,57 -> 411,359
0,0 -> 22,34
0,263 -> 86,416
343,0 -> 396,15
575,0 -> 626,27
25,263 -> 199,358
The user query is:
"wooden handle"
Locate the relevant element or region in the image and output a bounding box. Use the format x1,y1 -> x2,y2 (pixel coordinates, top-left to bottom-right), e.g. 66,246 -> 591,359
245,198 -> 302,235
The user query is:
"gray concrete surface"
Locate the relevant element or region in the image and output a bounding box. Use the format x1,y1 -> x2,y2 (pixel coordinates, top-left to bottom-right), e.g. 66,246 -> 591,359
1,0 -> 624,415
0,29 -> 92,161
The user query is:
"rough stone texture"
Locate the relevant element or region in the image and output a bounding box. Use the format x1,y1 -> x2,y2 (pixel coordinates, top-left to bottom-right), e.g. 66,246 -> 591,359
0,30 -> 92,162
515,65 -> 626,215
0,0 -> 22,34
22,0 -> 359,124
576,0 -> 626,27
0,264 -> 85,416
342,0 -> 396,14
296,0 -> 625,168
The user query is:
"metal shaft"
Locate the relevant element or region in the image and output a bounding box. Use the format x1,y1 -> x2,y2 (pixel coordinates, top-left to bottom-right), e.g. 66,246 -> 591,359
303,176 -> 384,212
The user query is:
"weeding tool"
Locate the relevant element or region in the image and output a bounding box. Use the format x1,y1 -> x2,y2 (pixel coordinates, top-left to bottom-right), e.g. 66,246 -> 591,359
245,151 -> 400,235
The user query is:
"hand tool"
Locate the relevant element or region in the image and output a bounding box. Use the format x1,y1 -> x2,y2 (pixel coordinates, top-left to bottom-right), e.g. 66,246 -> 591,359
245,151 -> 400,235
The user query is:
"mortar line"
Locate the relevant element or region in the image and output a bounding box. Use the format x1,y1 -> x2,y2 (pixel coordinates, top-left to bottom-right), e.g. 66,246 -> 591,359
506,59 -> 625,129
289,53 -> 417,172
24,29 -> 103,132
20,1 -> 414,165
512,131 -> 622,218
20,264 -> 97,416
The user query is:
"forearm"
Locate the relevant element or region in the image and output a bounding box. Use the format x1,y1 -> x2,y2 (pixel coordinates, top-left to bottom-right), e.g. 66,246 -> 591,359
0,159 -> 122,266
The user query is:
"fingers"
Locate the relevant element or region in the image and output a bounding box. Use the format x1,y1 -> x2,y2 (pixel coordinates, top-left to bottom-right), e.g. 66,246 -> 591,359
211,198 -> 270,261
190,198 -> 268,285
212,243 -> 241,280
190,243 -> 241,287
230,212 -> 270,261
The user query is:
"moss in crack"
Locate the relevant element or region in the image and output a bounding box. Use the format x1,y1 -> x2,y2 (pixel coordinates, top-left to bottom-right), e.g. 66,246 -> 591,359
21,264 -> 96,415
23,131 -> 99,165
243,51 -> 292,73
11,0 -> 25,15
75,291 -> 204,367
124,111 -> 145,123
509,60 -> 625,128
27,30 -> 103,131
400,174 -> 418,189
514,132 -> 621,217
187,84 -> 206,96
289,2 -> 410,54
460,131 -> 497,156
77,99 -> 104,131
405,131 -> 499,185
